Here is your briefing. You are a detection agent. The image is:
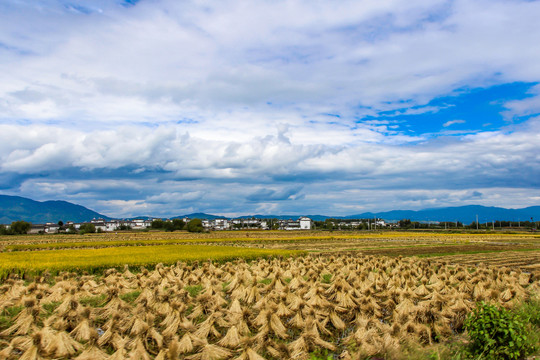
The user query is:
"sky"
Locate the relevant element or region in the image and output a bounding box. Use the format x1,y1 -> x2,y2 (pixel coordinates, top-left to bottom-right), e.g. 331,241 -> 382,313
1,0 -> 540,218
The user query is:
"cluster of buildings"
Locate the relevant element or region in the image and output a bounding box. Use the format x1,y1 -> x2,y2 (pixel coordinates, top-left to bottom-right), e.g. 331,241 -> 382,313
201,217 -> 313,231
29,218 -> 153,234
334,219 -> 388,229
29,217 -> 314,233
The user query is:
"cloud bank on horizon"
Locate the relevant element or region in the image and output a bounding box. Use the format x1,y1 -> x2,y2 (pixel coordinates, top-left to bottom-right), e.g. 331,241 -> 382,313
1,0 -> 539,218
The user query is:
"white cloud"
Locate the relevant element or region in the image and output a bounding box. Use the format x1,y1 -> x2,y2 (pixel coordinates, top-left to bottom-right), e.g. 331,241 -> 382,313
1,0 -> 540,216
1,0 -> 540,128
146,191 -> 204,204
502,84 -> 540,120
96,200 -> 150,218
0,116 -> 538,216
443,119 -> 466,127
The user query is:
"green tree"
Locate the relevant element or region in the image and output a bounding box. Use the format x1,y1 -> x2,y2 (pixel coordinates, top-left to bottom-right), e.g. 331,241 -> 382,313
79,223 -> 96,234
163,221 -> 175,232
187,219 -> 204,233
172,219 -> 185,231
151,219 -> 165,229
10,220 -> 32,235
399,219 -> 412,228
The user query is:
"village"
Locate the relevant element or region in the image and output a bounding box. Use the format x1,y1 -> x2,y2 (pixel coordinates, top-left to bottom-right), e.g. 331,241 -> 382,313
28,216 -> 390,234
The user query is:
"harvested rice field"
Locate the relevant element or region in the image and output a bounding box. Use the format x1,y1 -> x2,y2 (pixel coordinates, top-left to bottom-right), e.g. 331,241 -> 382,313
0,230 -> 539,359
0,254 -> 538,360
432,251 -> 540,272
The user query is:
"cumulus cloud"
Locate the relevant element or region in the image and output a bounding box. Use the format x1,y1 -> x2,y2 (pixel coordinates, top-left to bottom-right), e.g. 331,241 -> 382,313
2,0 -> 540,127
0,116 -> 538,216
1,0 -> 539,216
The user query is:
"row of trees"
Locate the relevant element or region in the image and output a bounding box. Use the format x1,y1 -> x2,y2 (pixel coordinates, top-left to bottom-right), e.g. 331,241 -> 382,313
0,221 -> 32,235
314,219 -> 381,231
0,218 -> 206,235
399,219 -> 538,230
314,218 -> 538,230
151,219 -> 185,231
151,218 -> 204,233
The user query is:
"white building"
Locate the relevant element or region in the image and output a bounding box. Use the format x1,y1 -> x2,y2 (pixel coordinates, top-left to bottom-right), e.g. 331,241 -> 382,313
202,220 -> 211,229
279,217 -> 313,230
44,223 -> 60,233
131,219 -> 150,230
231,219 -> 263,229
105,220 -> 121,232
213,219 -> 230,230
299,217 -> 313,230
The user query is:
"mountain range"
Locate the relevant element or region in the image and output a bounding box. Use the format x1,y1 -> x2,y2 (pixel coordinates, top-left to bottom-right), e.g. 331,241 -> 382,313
231,205 -> 540,223
0,195 -> 110,224
1,194 -> 539,224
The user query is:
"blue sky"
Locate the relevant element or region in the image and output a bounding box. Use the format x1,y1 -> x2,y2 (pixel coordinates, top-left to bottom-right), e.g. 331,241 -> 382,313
1,0 -> 539,217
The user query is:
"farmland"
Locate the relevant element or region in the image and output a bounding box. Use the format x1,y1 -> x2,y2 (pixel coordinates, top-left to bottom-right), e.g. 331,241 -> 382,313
1,231 -> 539,274
0,230 -> 538,359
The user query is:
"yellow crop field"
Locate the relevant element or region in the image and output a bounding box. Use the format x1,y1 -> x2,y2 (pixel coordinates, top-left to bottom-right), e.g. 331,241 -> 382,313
0,245 -> 303,279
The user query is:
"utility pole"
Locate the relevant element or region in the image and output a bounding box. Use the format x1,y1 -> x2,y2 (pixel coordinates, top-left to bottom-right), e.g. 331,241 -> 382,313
492,220 -> 494,231
476,214 -> 479,230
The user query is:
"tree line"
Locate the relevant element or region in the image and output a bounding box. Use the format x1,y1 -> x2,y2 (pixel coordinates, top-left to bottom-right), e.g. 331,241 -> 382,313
0,221 -> 32,235
151,218 -> 204,233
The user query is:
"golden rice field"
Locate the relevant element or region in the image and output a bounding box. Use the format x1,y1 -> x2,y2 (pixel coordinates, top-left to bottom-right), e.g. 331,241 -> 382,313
0,230 -> 538,359
0,245 -> 303,280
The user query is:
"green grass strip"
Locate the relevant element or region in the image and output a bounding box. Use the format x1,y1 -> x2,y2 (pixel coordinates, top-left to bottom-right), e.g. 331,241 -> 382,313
415,248 -> 540,258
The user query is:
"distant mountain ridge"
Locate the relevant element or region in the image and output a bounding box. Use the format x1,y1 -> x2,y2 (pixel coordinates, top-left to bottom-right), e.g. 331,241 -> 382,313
344,205 -> 540,223
172,213 -> 228,220
228,206 -> 540,223
1,194 -> 539,224
0,195 -> 109,224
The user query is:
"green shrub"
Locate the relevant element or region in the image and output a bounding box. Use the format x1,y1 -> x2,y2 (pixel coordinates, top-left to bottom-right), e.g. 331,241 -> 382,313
309,349 -> 333,360
321,273 -> 332,283
120,290 -> 141,304
465,302 -> 534,359
512,296 -> 540,327
79,294 -> 107,307
185,284 -> 204,297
